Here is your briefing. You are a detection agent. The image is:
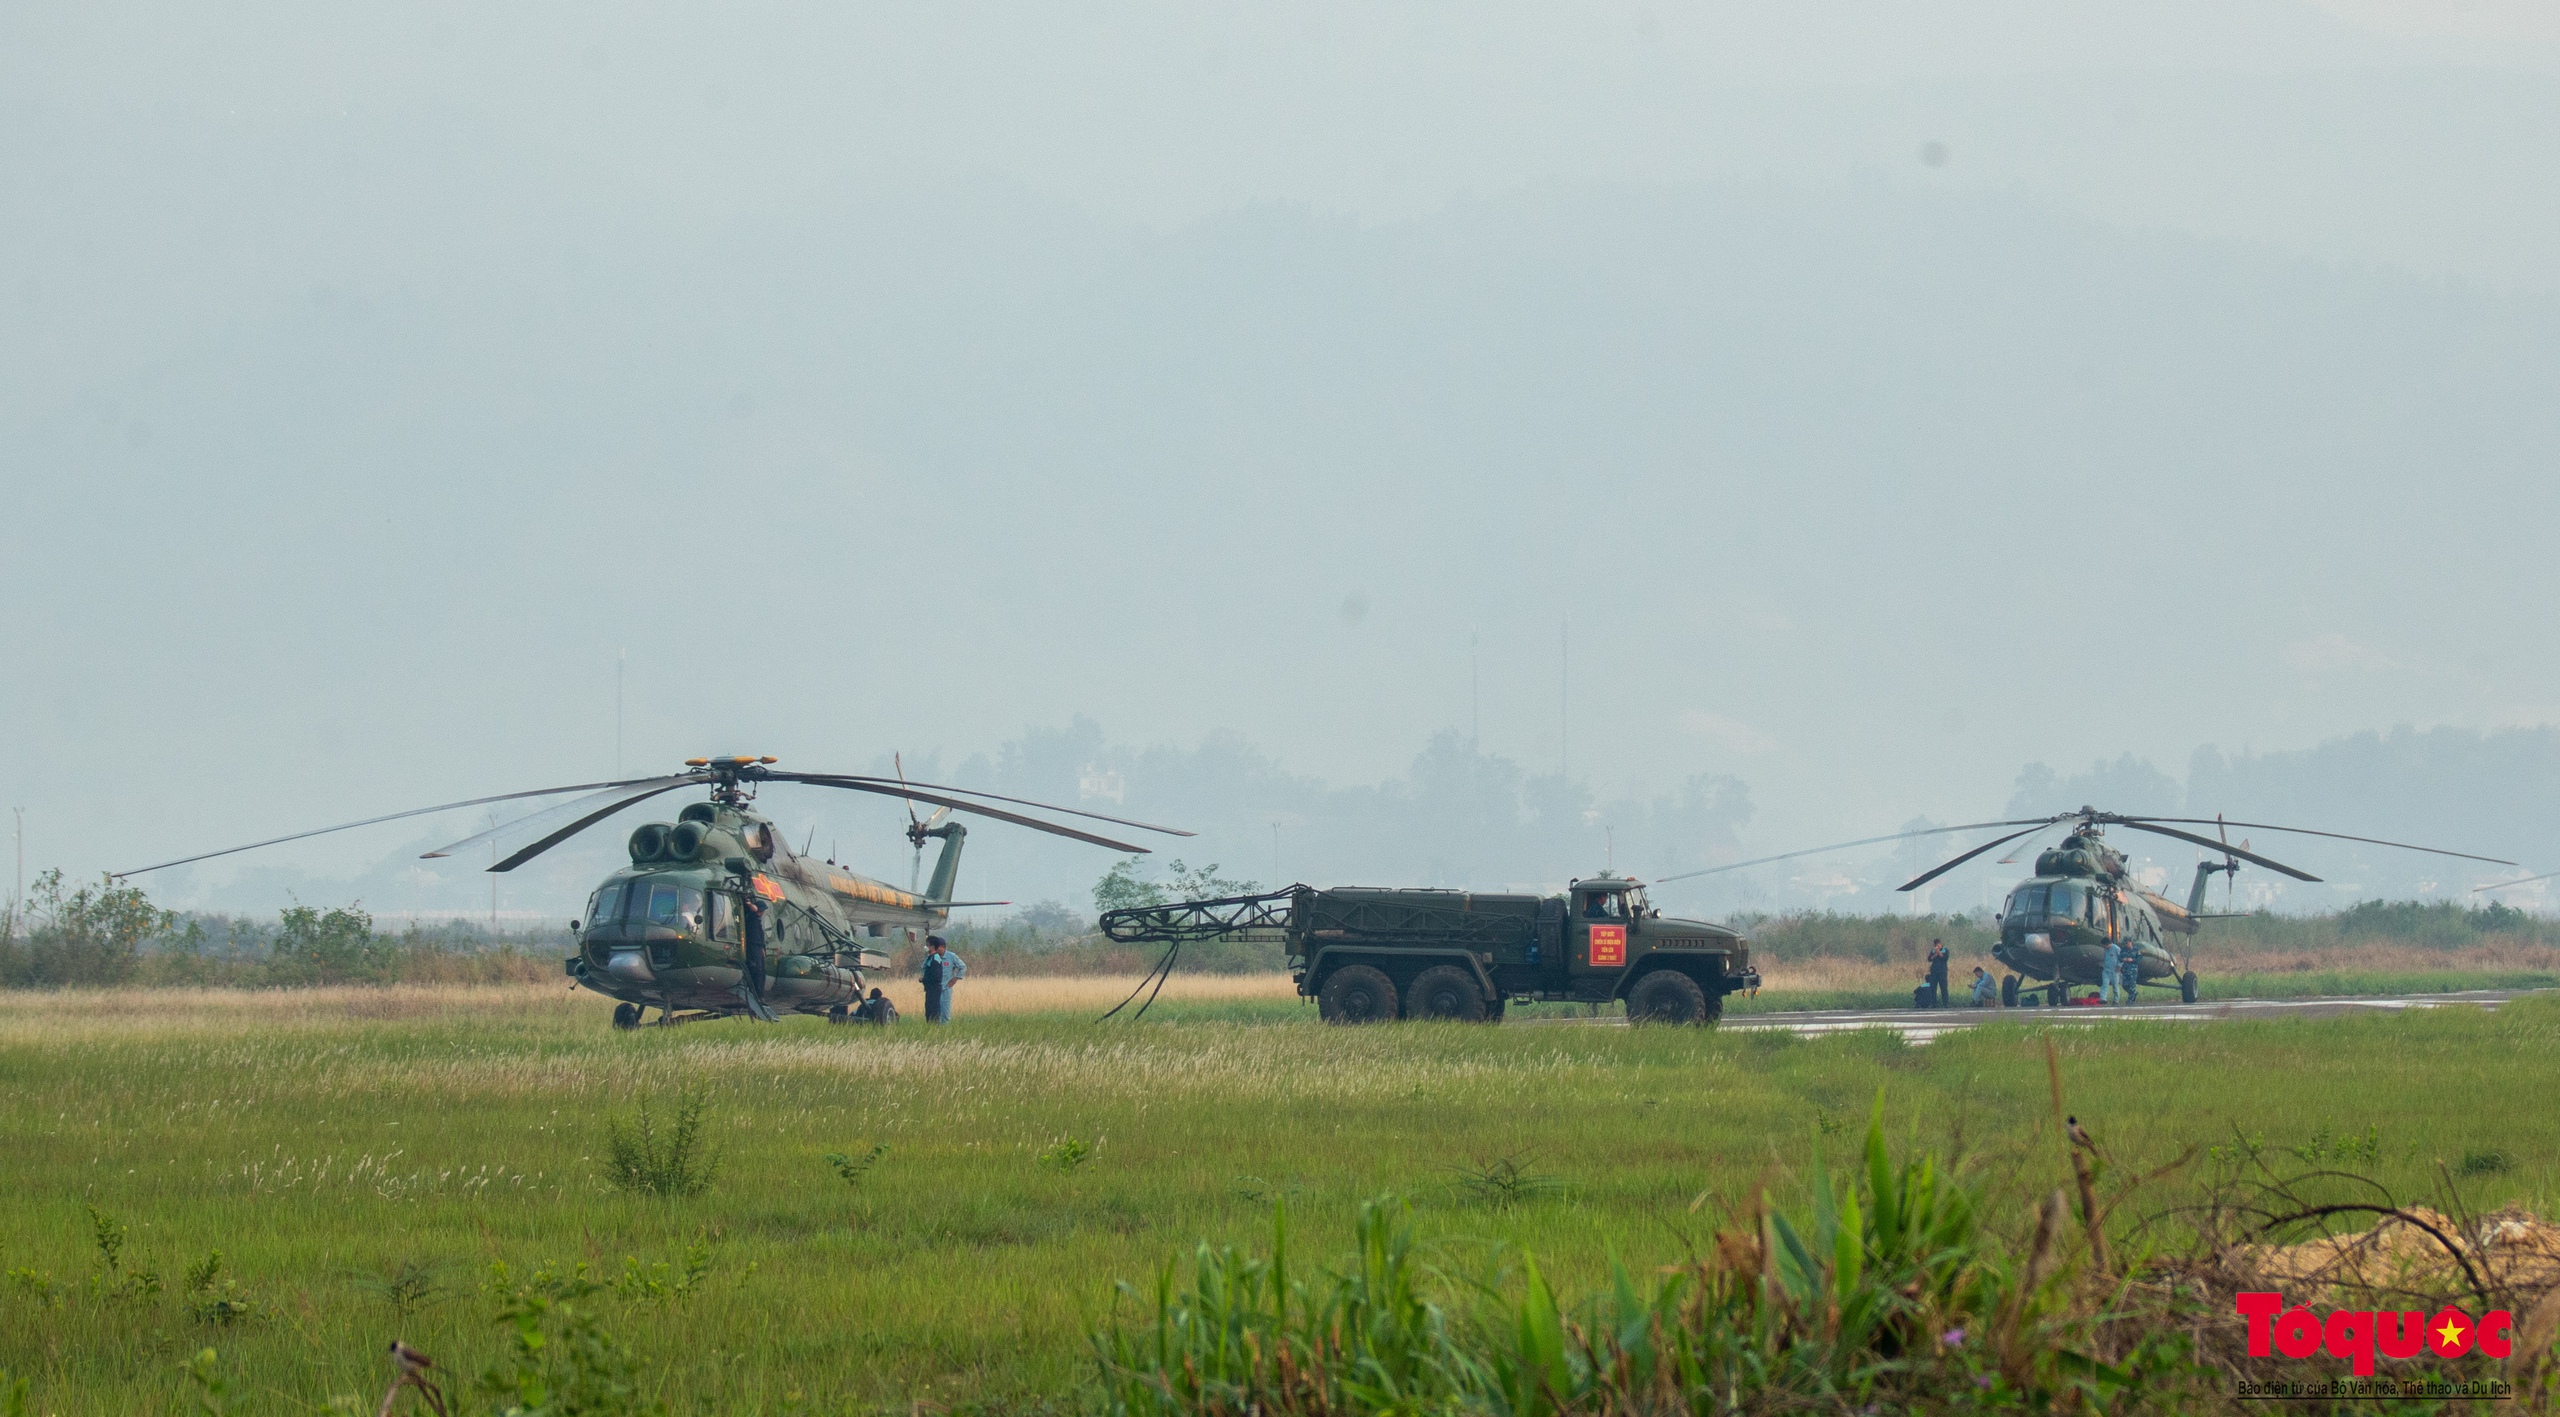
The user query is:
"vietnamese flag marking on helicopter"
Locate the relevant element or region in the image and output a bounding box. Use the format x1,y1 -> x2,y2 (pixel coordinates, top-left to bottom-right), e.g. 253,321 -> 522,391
751,875 -> 785,902
1589,924 -> 1626,967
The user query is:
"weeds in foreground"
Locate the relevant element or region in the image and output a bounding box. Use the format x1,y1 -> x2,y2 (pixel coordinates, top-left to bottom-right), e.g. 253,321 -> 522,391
182,1251 -> 258,1326
479,1262 -> 665,1416
823,1143 -> 886,1189
355,1259 -> 452,1321
178,1348 -> 232,1415
1040,1137 -> 1095,1173
86,1205 -> 161,1303
1097,1099 -> 2202,1415
1447,1154 -> 1561,1210
601,1092 -> 719,1198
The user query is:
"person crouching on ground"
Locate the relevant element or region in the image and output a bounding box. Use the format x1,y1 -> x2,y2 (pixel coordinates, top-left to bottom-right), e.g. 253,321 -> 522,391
919,935 -> 966,1024
1969,965 -> 1995,1007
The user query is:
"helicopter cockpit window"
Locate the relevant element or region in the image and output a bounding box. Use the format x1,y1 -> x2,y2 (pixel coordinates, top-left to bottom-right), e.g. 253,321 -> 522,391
2046,883 -> 2083,922
2005,884 -> 2049,919
647,884 -> 705,934
708,892 -> 738,943
587,882 -> 626,927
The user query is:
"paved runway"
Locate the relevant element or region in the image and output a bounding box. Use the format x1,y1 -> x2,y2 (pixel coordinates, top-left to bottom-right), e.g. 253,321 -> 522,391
1709,987 -> 2537,1044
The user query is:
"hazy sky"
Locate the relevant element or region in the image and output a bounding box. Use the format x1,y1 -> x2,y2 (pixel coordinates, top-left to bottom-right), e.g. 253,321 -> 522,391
7,1 -> 2559,918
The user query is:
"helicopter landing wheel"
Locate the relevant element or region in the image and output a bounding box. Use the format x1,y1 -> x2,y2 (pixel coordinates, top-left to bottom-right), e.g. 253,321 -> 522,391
2000,974 -> 2020,1008
611,1002 -> 642,1031
2045,984 -> 2065,1009
827,1004 -> 851,1026
2180,970 -> 2199,1004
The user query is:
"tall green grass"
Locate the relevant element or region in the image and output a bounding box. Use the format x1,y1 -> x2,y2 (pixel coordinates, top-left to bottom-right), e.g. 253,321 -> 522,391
0,991 -> 2553,1411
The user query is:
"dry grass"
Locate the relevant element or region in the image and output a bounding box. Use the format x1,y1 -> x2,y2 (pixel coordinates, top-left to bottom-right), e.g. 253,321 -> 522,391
871,970 -> 1301,1017
0,973 -> 1306,1040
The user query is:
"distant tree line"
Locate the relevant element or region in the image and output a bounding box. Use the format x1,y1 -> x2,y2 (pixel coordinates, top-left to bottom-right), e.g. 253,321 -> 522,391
0,870 -> 558,989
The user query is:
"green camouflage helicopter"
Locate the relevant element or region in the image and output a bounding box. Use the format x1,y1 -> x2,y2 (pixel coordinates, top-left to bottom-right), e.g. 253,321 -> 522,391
1658,807 -> 2510,1006
119,754 -> 1190,1027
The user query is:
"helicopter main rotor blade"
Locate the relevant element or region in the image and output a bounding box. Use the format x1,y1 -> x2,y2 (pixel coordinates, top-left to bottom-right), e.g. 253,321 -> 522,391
2475,870 -> 2559,893
2118,817 -> 2514,867
1652,817 -> 2058,885
786,774 -> 1195,838
1994,821 -> 2063,865
1896,824 -> 2056,892
776,777 -> 1157,853
486,781 -> 704,872
114,773 -> 696,878
2108,821 -> 2320,881
422,774 -> 709,863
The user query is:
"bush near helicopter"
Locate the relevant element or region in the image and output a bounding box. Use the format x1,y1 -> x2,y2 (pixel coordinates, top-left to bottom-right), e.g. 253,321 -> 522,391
118,755 -> 1190,1027
1656,807 -> 2513,1006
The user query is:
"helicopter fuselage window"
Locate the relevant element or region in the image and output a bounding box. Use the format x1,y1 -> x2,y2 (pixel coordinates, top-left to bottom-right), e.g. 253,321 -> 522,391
708,892 -> 738,943
742,822 -> 773,862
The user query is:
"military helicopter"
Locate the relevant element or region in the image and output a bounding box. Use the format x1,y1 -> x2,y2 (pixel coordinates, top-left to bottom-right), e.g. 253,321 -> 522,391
1657,807 -> 2511,1006
118,755 -> 1190,1028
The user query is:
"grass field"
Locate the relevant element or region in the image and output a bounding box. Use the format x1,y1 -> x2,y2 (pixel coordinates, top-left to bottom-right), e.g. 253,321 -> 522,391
1,981 -> 2553,1413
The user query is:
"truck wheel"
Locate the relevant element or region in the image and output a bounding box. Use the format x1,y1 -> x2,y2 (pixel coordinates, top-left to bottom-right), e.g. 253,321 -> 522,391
1318,965 -> 1398,1024
2180,970 -> 2199,1004
1627,970 -> 1710,1025
1407,966 -> 1487,1022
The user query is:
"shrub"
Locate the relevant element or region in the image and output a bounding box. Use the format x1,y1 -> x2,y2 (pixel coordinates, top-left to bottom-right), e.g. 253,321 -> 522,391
0,871 -> 172,987
1039,1137 -> 1094,1173
600,1093 -> 720,1198
478,1262 -> 664,1416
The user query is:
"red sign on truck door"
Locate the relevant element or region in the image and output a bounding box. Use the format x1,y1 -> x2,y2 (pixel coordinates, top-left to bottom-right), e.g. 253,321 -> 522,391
1589,924 -> 1626,967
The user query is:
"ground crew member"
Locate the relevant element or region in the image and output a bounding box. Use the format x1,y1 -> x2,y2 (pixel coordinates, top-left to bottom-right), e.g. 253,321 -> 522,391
2119,943 -> 2142,1003
2100,936 -> 2123,1005
1969,965 -> 1995,1007
1925,939 -> 1950,1008
742,895 -> 769,997
919,935 -> 966,1024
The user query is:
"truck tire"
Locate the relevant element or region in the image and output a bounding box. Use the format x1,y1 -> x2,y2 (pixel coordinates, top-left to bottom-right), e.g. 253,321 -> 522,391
1318,965 -> 1398,1024
1627,969 -> 1711,1025
1407,965 -> 1488,1022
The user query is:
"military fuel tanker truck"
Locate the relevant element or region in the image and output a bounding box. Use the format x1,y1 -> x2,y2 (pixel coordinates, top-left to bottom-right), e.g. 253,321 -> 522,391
1098,872 -> 1758,1023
